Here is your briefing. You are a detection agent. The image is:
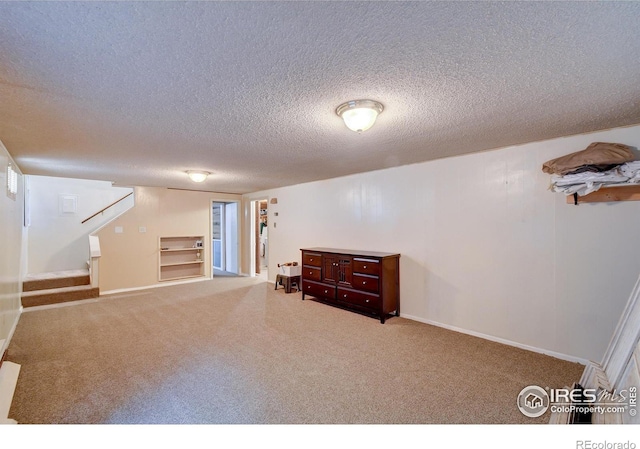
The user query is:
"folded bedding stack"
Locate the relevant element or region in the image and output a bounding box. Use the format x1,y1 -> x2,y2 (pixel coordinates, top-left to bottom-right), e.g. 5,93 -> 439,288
542,142 -> 640,196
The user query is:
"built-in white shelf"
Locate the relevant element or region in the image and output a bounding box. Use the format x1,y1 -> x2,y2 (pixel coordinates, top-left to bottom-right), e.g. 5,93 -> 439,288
160,261 -> 204,267
159,236 -> 205,281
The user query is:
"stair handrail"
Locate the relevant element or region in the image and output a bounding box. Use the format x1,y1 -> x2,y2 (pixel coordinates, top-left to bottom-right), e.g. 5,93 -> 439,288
81,192 -> 133,224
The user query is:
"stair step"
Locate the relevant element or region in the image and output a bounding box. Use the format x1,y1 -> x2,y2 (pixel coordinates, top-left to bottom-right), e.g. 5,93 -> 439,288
23,270 -> 90,292
21,285 -> 99,308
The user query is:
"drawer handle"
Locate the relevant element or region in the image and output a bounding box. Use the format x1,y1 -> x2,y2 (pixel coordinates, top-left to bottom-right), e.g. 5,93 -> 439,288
365,299 -> 370,303
324,290 -> 328,294
309,271 -> 312,275
344,294 -> 348,298
363,265 -> 367,269
310,258 -> 314,262
362,281 -> 367,285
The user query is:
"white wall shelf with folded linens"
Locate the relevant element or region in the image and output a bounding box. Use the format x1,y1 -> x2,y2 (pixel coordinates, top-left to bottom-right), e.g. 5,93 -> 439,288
159,236 -> 205,281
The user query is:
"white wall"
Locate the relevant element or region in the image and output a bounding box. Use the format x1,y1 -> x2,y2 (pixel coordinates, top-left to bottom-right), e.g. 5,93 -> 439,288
26,176 -> 133,274
96,187 -> 242,293
243,124 -> 640,363
0,140 -> 24,354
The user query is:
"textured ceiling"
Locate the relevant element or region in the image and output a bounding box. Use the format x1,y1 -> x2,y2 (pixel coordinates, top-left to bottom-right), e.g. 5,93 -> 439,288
1,1 -> 639,194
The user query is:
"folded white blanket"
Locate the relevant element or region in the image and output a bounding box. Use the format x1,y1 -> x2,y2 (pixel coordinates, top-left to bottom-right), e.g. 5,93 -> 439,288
619,161 -> 640,183
550,162 -> 640,196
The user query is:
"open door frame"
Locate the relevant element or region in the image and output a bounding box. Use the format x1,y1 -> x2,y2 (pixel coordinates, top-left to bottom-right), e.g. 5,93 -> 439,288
254,200 -> 260,275
211,199 -> 240,276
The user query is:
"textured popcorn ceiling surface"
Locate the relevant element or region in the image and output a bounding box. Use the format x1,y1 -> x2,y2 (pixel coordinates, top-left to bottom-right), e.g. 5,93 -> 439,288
0,1 -> 639,193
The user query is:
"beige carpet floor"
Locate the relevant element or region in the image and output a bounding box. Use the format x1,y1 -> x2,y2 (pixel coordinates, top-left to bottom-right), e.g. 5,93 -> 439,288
7,276 -> 584,424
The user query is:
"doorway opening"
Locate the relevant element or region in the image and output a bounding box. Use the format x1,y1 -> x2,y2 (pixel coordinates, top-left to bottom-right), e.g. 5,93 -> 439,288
251,199 -> 268,280
212,201 -> 239,276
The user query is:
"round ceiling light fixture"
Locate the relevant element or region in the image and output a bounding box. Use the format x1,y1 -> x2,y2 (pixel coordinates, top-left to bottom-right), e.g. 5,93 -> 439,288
186,170 -> 210,183
336,99 -> 384,133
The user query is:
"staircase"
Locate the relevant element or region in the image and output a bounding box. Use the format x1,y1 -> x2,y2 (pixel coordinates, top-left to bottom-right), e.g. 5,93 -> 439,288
21,269 -> 99,308
549,272 -> 640,424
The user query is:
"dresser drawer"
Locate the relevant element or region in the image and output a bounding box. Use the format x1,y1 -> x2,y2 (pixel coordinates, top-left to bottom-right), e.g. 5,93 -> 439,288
352,258 -> 380,275
302,252 -> 322,267
352,273 -> 379,293
303,266 -> 322,281
337,287 -> 380,310
303,280 -> 335,299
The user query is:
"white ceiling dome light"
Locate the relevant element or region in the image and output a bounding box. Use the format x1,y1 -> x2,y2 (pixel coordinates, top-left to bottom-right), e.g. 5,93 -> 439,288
336,99 -> 384,133
187,170 -> 210,182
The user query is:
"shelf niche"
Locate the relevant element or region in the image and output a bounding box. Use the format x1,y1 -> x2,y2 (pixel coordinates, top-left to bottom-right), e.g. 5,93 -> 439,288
159,236 -> 205,281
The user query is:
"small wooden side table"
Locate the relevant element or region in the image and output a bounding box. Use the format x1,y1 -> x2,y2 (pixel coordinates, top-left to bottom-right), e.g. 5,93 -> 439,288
275,274 -> 301,293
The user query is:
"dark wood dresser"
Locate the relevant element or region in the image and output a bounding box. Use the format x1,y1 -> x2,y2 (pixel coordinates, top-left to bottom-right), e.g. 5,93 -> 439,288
300,247 -> 400,323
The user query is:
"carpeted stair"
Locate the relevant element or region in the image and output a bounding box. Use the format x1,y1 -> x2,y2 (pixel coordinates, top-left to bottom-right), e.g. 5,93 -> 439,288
21,269 -> 99,308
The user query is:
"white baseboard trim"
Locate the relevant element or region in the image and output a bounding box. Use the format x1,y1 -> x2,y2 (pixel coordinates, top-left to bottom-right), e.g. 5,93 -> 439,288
0,292 -> 24,423
401,313 -> 589,365
101,276 -> 211,296
0,306 -> 22,357
92,273 -> 264,297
